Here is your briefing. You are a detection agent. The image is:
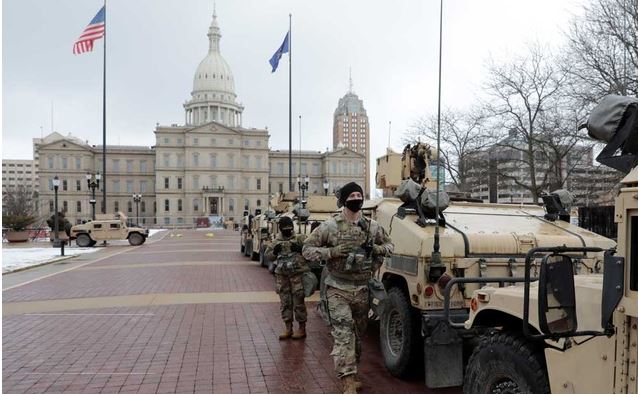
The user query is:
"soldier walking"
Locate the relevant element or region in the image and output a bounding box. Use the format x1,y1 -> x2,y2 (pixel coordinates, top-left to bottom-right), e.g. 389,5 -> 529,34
266,216 -> 309,340
303,182 -> 393,394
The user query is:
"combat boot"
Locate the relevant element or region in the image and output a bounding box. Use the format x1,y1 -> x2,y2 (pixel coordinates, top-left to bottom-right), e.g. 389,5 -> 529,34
279,322 -> 293,340
291,322 -> 306,339
341,375 -> 358,394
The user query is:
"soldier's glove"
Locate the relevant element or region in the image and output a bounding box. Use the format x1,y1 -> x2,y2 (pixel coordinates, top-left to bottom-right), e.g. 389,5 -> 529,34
273,243 -> 283,256
372,244 -> 385,256
329,244 -> 352,258
290,242 -> 303,253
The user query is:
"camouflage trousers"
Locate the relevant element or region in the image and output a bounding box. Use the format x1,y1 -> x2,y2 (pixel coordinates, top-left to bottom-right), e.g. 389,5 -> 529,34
275,273 -> 307,323
326,285 -> 369,378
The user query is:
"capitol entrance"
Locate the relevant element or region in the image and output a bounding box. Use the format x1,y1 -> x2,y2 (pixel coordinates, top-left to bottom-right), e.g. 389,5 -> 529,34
208,197 -> 219,215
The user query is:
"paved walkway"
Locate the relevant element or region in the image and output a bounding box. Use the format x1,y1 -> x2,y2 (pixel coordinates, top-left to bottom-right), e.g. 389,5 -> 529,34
3,230 -> 460,393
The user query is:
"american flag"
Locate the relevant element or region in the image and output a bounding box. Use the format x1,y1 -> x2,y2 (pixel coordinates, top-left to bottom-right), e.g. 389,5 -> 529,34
73,6 -> 105,55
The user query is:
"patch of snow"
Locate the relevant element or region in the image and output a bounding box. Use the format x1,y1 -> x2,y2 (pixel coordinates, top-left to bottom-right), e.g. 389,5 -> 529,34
2,247 -> 99,273
148,229 -> 166,237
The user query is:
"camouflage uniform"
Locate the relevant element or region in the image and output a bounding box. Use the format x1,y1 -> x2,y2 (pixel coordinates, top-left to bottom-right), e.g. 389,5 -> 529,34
266,233 -> 309,323
303,212 -> 393,378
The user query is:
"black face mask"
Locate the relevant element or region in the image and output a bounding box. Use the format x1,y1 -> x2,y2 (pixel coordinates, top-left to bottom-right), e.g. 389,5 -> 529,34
281,229 -> 293,237
345,199 -> 364,212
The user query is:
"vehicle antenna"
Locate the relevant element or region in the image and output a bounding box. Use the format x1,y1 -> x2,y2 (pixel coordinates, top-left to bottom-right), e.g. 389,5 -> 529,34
428,0 -> 445,282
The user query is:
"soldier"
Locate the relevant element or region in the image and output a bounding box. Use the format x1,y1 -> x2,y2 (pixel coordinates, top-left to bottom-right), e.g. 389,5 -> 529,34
266,216 -> 309,340
303,182 -> 393,394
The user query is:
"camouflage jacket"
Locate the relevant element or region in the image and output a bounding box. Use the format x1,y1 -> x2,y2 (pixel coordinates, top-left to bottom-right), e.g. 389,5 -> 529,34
302,212 -> 393,290
266,233 -> 310,276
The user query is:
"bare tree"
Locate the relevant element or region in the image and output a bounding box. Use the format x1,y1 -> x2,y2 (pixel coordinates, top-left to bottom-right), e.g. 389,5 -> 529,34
483,43 -> 587,203
564,0 -> 638,105
2,185 -> 36,231
403,108 -> 490,192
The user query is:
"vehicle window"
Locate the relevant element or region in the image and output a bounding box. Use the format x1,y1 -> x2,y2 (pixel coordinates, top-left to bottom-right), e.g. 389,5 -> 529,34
93,223 -> 102,229
110,223 -> 120,229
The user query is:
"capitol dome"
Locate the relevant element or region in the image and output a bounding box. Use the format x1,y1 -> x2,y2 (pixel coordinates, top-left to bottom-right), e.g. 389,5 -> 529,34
184,9 -> 243,127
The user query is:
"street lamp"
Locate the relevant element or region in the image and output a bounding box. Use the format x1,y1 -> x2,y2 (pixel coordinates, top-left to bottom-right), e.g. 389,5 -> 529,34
132,193 -> 142,226
323,179 -> 330,196
297,175 -> 310,199
86,171 -> 101,220
52,175 -> 64,256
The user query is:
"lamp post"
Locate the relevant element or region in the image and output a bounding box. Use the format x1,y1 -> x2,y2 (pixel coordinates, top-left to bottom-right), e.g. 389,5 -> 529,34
86,171 -> 101,220
132,193 -> 142,226
52,175 -> 64,255
323,179 -> 329,196
297,175 -> 309,200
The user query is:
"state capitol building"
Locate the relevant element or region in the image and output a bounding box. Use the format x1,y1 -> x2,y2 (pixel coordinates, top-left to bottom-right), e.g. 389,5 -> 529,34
15,10 -> 366,226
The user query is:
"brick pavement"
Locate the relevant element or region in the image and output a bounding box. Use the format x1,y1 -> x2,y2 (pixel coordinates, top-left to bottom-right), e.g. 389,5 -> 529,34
3,229 -> 461,393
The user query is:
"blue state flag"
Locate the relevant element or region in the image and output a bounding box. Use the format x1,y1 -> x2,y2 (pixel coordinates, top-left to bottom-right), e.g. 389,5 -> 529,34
269,31 -> 290,73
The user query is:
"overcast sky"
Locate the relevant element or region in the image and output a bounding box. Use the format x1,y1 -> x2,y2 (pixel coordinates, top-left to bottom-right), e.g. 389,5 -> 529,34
3,0 -> 586,174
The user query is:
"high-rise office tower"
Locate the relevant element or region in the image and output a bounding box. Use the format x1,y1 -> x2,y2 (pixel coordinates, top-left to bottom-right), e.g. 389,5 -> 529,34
333,74 -> 370,197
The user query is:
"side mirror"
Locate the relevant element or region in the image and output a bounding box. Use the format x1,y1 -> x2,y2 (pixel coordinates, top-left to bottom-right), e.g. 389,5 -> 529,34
601,250 -> 624,334
538,254 -> 578,336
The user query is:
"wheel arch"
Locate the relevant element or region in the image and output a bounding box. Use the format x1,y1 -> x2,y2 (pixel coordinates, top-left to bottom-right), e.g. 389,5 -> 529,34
382,272 -> 410,297
471,308 -> 542,336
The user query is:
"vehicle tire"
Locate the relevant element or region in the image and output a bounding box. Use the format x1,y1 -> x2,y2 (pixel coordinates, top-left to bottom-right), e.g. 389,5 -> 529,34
128,232 -> 144,246
76,233 -> 92,247
89,240 -> 97,247
251,245 -> 259,261
464,332 -> 549,394
259,244 -> 267,267
380,287 -> 420,377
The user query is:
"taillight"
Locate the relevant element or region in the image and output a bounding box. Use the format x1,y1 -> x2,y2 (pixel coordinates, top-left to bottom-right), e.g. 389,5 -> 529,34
424,285 -> 434,297
437,273 -> 452,289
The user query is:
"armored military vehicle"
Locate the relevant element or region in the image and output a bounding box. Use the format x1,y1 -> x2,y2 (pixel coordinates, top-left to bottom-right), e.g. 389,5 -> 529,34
369,142 -> 616,388
71,212 -> 149,247
457,95 -> 638,393
250,209 -> 277,265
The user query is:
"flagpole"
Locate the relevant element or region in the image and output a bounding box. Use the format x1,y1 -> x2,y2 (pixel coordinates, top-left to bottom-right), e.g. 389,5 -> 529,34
288,13 -> 292,192
101,0 -> 107,214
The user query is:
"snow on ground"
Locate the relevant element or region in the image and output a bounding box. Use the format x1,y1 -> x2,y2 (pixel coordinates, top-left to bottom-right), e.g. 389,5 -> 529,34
2,247 -> 99,273
148,229 -> 166,237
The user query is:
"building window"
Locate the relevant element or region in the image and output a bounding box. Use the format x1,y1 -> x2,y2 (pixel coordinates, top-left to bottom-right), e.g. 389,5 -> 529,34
228,138 -> 234,145
164,217 -> 170,225
163,154 -> 170,167
126,160 -> 133,172
125,180 -> 133,193
164,177 -> 169,189
178,199 -> 183,212
127,201 -> 133,213
313,163 -> 320,175
113,159 -> 120,172
227,175 -> 234,189
177,154 -> 184,167
63,201 -> 68,212
193,137 -> 199,145
49,200 -> 54,212
101,200 -> 105,213
227,154 -> 234,168
75,157 -> 81,169
193,199 -> 199,212
256,178 -> 262,190
141,201 -> 146,213
76,180 -> 82,191
62,157 -> 68,169
140,180 -> 147,193
140,160 -> 147,172
114,201 -> 119,212
244,199 -> 249,210
177,138 -> 182,145
210,153 -> 217,168
193,153 -> 199,166
193,176 -> 199,190
278,183 -> 284,193
255,156 -> 262,169
211,138 -> 216,146
243,156 -> 249,168
177,177 -> 183,189
276,162 -> 284,175
153,201 -> 156,213
113,180 -> 120,192
164,199 -> 170,212
257,199 -> 261,207
243,178 -> 249,190
163,137 -> 169,144
62,180 -> 68,191
47,157 -> 54,169
229,198 -> 235,212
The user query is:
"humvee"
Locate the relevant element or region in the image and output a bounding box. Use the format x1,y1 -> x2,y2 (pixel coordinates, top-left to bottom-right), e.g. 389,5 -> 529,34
368,142 -> 616,388
458,95 -> 638,393
71,212 -> 149,247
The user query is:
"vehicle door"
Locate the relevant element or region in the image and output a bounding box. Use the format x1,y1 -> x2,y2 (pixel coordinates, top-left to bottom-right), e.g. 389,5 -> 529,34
107,221 -> 124,240
92,222 -> 107,240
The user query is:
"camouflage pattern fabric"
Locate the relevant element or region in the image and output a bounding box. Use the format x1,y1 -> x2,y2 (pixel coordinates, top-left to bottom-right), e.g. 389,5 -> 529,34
275,273 -> 307,323
266,233 -> 309,276
326,286 -> 369,378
